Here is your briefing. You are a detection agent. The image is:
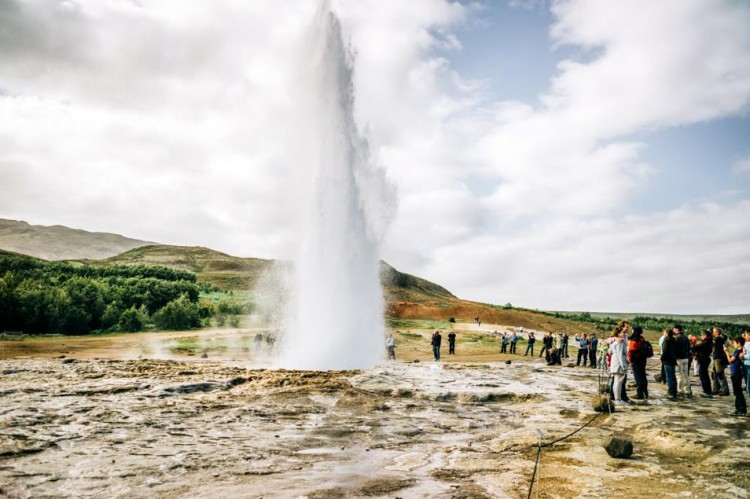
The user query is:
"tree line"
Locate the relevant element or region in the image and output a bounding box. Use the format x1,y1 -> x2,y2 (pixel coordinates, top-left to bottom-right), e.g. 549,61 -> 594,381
0,252 -> 209,335
546,311 -> 747,338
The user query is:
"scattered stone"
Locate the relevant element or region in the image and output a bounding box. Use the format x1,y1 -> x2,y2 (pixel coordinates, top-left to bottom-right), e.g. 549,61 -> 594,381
505,360 -> 511,365
201,353 -> 208,359
592,395 -> 614,413
227,377 -> 246,387
61,358 -> 75,364
413,360 -> 420,363
57,355 -> 66,359
605,437 -> 633,459
566,363 -> 575,368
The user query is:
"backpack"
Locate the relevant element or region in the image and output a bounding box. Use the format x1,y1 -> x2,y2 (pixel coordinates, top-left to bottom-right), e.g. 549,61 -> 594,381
640,340 -> 654,359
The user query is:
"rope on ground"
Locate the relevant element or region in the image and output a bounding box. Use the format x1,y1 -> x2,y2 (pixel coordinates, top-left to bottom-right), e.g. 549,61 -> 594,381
527,365 -> 610,499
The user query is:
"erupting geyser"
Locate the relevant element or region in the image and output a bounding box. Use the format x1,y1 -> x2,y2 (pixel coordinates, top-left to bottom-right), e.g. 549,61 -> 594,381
276,3 -> 394,370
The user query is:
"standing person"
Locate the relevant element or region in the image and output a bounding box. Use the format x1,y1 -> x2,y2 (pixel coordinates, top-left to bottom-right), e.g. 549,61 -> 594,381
674,325 -> 693,398
599,335 -> 610,372
562,333 -> 569,358
743,331 -> 750,397
524,332 -> 536,356
658,328 -> 669,384
609,328 -> 630,405
538,332 -> 550,358
589,334 -> 599,369
510,330 -> 518,354
575,334 -> 589,367
550,332 -> 563,365
711,327 -> 730,396
694,330 -> 714,397
627,326 -> 649,400
386,334 -> 396,360
661,329 -> 678,400
723,337 -> 747,416
431,330 -> 442,361
448,331 -> 456,355
500,332 -> 508,354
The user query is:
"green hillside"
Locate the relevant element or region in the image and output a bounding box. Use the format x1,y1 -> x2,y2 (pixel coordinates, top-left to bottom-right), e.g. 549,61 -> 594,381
102,245 -> 273,290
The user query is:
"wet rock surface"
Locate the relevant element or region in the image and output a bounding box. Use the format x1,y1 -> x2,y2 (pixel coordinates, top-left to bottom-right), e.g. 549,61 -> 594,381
0,358 -> 748,498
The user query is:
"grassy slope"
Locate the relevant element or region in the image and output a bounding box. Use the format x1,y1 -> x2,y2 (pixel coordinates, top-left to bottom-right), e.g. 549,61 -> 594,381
100,245 -> 274,290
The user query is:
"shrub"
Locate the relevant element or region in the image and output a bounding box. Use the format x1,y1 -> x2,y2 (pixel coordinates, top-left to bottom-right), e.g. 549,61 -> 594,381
152,294 -> 201,330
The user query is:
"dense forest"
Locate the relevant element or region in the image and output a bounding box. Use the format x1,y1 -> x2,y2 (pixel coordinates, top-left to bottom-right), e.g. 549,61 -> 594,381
0,251 -> 242,335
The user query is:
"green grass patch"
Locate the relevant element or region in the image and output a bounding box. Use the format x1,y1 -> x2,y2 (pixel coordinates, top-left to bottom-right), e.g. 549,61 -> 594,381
387,319 -> 452,330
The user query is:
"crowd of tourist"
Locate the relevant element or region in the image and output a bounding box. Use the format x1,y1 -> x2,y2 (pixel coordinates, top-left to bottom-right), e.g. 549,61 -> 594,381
496,322 -> 749,416
394,320 -> 748,416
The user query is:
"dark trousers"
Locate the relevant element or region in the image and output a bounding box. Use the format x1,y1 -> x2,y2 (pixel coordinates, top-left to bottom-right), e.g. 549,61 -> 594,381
538,345 -> 548,357
510,342 -> 517,354
731,374 -> 747,413
664,363 -> 677,397
500,343 -> 507,353
698,359 -> 712,395
563,344 -> 569,358
449,342 -> 455,355
524,343 -> 534,356
576,348 -> 588,366
589,349 -> 597,368
632,362 -> 648,398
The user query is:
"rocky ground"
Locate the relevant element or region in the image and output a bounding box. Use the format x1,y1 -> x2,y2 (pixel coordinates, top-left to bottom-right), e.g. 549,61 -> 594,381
1,347 -> 748,498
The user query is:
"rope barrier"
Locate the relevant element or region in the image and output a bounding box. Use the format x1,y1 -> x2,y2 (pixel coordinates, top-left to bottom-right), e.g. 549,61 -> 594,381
526,360 -> 611,499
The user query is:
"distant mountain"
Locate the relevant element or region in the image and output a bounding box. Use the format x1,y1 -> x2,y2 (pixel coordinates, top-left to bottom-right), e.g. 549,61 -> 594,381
0,219 -> 154,261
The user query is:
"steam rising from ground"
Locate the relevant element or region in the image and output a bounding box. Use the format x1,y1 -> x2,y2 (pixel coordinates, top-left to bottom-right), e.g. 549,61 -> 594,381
273,3 -> 395,370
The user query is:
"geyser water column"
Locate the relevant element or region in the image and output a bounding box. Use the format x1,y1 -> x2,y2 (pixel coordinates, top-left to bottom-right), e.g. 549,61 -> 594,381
276,3 -> 394,370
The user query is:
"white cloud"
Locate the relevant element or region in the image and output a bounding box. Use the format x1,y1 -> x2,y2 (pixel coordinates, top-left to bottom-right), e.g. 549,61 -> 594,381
422,201 -> 750,314
733,154 -> 750,175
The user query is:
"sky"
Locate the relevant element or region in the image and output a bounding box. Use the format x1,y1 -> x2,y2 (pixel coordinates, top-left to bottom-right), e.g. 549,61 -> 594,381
1,0 -> 749,314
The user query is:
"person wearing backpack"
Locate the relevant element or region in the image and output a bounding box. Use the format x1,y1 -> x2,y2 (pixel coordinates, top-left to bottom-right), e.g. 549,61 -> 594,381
627,326 -> 649,400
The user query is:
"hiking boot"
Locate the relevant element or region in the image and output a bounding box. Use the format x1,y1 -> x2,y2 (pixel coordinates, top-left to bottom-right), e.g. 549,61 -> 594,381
700,393 -> 714,399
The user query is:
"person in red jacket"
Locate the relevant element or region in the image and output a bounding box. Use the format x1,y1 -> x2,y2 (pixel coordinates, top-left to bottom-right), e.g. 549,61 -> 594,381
627,326 -> 649,400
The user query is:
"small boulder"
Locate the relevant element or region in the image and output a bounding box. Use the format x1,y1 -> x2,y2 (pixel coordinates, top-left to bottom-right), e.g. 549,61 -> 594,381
200,353 -> 208,359
62,358 -> 76,365
592,395 -> 614,413
566,363 -> 575,368
505,360 -> 512,365
605,437 -> 633,458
